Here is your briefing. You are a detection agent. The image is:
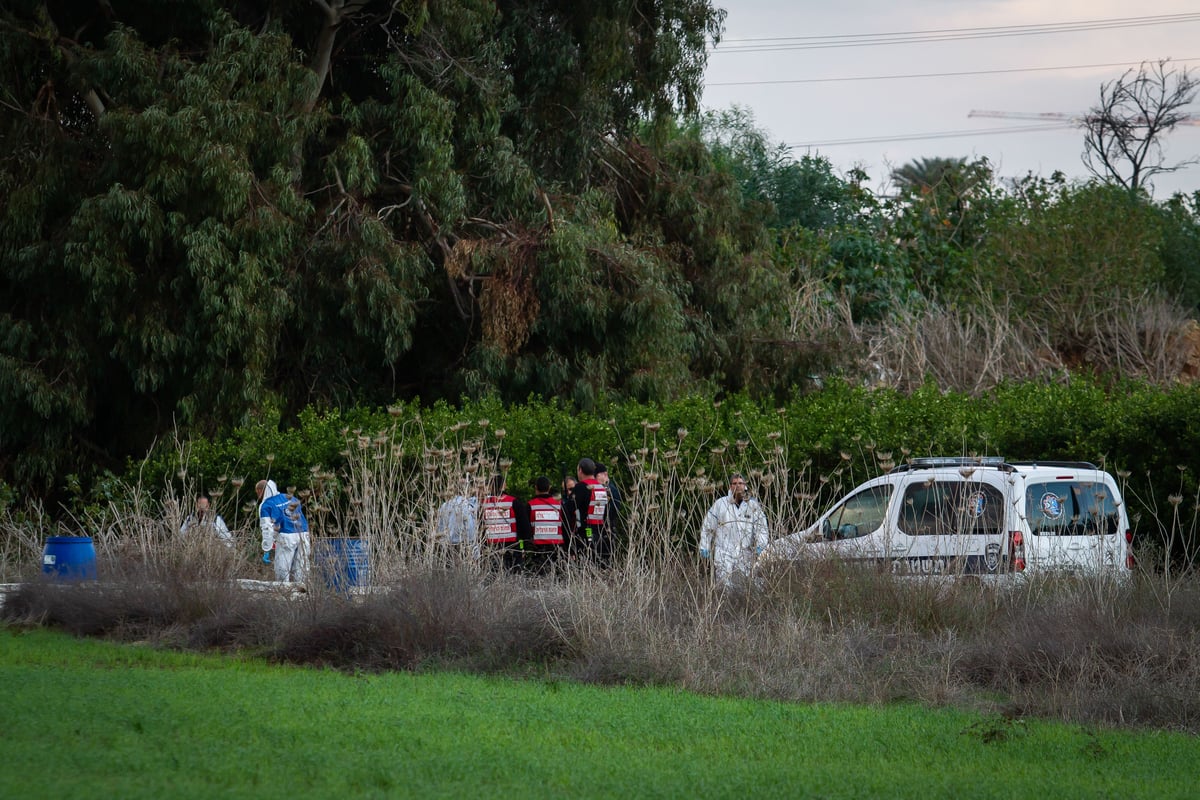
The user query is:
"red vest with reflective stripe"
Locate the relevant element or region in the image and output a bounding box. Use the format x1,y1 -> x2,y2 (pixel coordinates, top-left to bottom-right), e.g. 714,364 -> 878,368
528,495 -> 564,545
482,494 -> 517,543
582,478 -> 609,527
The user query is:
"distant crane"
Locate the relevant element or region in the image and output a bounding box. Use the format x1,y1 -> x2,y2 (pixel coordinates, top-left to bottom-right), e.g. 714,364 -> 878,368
968,109 -> 1200,125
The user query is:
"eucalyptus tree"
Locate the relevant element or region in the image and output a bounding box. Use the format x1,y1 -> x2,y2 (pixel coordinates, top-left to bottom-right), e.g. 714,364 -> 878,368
0,0 -> 729,496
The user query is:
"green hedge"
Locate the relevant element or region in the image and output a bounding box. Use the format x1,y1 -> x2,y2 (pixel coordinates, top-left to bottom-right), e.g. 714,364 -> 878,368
127,378 -> 1200,561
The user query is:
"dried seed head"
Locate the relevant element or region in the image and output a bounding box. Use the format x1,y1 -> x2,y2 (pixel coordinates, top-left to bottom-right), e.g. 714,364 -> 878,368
357,437 -> 370,449
1169,494 -> 1183,506
373,435 -> 388,446
840,451 -> 852,462
736,439 -> 749,452
647,422 -> 661,432
209,489 -> 224,498
494,428 -> 506,440
767,431 -> 781,441
710,446 -> 726,455
776,407 -> 786,416
231,477 -> 245,489
677,427 -> 688,441
387,405 -> 403,417
217,475 -> 228,483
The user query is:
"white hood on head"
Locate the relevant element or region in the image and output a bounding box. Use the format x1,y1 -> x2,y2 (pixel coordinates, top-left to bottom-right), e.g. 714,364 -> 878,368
261,479 -> 279,501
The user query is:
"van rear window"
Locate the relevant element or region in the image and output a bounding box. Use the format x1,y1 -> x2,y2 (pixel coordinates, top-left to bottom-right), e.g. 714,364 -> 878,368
1025,481 -> 1118,536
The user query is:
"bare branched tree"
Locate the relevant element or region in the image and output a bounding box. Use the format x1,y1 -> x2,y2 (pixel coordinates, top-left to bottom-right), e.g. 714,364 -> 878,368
1082,59 -> 1200,193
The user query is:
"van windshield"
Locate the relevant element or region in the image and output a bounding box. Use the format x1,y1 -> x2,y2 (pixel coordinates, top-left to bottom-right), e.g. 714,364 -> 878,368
1025,481 -> 1118,536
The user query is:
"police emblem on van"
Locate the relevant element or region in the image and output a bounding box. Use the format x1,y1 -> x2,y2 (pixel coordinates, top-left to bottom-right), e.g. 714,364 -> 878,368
984,542 -> 1001,572
1040,492 -> 1063,519
967,491 -> 987,517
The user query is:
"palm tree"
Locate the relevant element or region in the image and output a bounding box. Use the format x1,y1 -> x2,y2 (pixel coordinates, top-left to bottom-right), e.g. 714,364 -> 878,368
890,156 -> 970,193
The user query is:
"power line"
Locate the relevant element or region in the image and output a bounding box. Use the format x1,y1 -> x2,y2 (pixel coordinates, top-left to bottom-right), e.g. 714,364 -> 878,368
712,13 -> 1200,54
787,123 -> 1076,149
706,57 -> 1200,87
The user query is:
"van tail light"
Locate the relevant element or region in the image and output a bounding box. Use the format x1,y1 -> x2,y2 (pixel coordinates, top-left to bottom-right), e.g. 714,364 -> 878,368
1009,530 -> 1026,572
1124,529 -> 1135,569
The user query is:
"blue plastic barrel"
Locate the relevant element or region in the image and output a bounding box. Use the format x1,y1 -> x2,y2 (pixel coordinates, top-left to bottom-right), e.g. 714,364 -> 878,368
321,538 -> 369,591
42,536 -> 98,580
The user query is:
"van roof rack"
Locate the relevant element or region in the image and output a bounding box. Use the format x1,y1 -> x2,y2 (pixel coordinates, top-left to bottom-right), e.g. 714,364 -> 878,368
1007,460 -> 1099,470
891,456 -> 1014,473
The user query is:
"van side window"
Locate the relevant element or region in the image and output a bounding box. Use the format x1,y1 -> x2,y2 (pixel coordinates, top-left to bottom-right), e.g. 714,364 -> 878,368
901,481 -> 1004,536
1025,481 -> 1118,536
826,485 -> 892,540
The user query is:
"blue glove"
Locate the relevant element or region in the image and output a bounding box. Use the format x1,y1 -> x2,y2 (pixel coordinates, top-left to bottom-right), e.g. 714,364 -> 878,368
262,550 -> 272,565
700,548 -> 710,559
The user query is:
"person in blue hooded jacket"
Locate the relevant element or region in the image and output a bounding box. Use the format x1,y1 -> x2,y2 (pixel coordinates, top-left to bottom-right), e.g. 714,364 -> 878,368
256,479 -> 310,583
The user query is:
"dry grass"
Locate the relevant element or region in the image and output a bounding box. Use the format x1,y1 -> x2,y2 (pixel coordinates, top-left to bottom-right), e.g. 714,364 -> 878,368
5,548 -> 1200,732
796,291 -> 1200,398
5,422 -> 1200,734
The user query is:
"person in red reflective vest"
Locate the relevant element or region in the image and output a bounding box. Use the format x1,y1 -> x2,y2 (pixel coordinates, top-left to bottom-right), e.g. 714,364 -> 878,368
566,457 -> 608,565
527,475 -> 566,574
482,474 -> 530,572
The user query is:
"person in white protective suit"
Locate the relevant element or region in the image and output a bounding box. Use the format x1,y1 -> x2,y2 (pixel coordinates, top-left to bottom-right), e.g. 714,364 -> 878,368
179,493 -> 233,547
256,479 -> 311,583
699,473 -> 769,586
433,480 -> 482,564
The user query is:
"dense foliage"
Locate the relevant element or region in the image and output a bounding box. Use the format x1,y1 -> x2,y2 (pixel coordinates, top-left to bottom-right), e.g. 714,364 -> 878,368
105,380 -> 1200,562
3,1 -> 1200,514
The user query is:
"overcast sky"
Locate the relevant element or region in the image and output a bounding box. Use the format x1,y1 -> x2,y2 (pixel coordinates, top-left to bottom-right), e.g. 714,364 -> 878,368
701,2 -> 1200,197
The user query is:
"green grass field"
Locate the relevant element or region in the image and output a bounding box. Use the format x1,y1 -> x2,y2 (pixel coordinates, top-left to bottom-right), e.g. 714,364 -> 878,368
1,628 -> 1195,799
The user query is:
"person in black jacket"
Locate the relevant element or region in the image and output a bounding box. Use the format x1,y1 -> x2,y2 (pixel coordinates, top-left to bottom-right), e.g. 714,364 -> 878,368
482,474 -> 532,572
595,463 -> 621,568
565,458 -> 608,565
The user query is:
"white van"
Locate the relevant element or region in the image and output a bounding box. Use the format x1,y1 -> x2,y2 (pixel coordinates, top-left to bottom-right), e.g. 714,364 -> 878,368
762,457 -> 1133,579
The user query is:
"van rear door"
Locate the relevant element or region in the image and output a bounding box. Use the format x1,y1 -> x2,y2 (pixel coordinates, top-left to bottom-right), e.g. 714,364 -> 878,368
1022,473 -> 1123,573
